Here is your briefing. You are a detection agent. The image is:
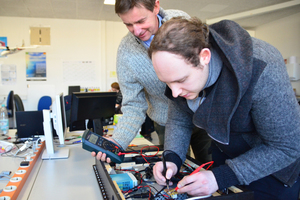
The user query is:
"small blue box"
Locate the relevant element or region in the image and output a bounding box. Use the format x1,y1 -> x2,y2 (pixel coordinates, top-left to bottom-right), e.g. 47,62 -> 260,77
110,173 -> 137,191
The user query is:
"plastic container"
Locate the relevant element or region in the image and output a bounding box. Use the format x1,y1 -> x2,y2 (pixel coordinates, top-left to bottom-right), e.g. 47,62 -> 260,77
0,104 -> 9,135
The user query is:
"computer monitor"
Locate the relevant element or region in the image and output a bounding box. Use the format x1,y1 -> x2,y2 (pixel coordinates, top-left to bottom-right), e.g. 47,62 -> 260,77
16,110 -> 57,139
69,92 -> 117,136
52,93 -> 67,145
42,93 -> 69,160
68,85 -> 81,96
16,111 -> 44,138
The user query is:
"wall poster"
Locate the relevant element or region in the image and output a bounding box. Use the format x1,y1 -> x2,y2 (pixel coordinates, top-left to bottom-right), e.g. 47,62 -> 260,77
0,37 -> 7,58
26,52 -> 47,81
1,64 -> 17,85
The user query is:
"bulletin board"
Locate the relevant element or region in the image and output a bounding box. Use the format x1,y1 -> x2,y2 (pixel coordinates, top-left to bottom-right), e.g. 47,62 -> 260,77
62,61 -> 96,83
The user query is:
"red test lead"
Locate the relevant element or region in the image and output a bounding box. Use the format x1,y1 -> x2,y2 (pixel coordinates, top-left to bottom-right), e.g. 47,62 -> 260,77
175,161 -> 214,191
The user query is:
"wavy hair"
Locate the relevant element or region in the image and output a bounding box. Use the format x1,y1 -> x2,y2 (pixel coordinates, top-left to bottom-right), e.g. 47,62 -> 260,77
148,17 -> 210,67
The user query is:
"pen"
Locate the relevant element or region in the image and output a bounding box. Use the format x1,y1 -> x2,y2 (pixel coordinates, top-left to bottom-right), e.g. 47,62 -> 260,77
175,161 -> 214,191
72,140 -> 82,144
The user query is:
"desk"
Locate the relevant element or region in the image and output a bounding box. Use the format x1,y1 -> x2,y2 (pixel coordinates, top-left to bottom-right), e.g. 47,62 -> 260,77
27,142 -> 101,200
1,130 -> 102,200
0,130 -> 154,200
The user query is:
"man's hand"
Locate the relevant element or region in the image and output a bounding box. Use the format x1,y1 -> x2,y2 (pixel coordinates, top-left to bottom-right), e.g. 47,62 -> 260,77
153,161 -> 178,186
176,170 -> 218,196
90,137 -> 119,163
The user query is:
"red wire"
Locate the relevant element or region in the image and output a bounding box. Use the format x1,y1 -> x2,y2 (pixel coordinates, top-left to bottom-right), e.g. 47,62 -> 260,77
142,185 -> 151,200
119,151 -> 139,155
118,145 -> 160,164
140,146 -> 159,164
123,185 -> 152,199
201,161 -> 214,170
175,161 -> 214,191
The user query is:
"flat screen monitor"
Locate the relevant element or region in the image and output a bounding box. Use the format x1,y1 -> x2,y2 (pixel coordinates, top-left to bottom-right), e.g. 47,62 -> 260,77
16,111 -> 44,138
68,85 -> 80,96
42,93 -> 69,159
16,110 -> 58,139
69,92 -> 117,135
52,93 -> 67,145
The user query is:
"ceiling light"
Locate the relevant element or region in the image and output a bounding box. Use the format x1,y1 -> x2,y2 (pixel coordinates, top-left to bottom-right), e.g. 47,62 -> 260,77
104,0 -> 115,5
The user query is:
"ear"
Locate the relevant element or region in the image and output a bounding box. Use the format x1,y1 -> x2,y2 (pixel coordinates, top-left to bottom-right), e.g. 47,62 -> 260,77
153,0 -> 160,15
199,48 -> 211,66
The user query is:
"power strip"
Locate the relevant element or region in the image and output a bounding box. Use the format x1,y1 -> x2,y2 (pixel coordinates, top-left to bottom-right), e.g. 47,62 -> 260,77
0,142 -> 45,200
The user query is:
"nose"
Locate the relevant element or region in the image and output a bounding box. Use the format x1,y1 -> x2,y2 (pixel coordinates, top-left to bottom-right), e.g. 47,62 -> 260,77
132,24 -> 142,37
170,84 -> 182,98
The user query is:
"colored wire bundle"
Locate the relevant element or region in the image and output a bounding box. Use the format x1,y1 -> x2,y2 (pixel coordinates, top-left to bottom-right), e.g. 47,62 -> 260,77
118,145 -> 160,164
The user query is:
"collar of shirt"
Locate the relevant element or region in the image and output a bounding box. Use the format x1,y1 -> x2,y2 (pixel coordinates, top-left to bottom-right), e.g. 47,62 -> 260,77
187,48 -> 222,112
142,14 -> 163,49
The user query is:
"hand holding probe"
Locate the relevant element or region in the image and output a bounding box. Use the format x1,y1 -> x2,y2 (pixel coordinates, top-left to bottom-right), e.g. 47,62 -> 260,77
175,161 -> 214,191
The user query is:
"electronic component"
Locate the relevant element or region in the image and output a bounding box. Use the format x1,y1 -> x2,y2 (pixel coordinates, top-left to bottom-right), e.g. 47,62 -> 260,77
20,161 -> 30,167
165,188 -> 179,199
82,129 -> 124,163
110,173 -> 137,191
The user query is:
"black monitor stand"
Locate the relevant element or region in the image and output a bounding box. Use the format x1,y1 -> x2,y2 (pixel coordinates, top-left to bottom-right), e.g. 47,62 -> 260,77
91,119 -> 103,136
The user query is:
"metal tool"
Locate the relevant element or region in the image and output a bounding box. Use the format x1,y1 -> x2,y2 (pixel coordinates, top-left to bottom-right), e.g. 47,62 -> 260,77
162,153 -> 170,190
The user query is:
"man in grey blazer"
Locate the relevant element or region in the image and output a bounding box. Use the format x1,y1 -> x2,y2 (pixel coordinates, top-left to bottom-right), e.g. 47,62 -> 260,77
92,0 -> 212,164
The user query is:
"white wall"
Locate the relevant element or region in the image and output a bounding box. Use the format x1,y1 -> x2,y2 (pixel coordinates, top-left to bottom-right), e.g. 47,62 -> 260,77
255,12 -> 300,95
1,12 -> 299,109
0,16 -> 128,110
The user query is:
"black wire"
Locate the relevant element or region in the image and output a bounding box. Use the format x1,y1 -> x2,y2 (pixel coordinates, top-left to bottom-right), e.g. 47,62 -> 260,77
148,185 -> 159,193
154,186 -> 167,198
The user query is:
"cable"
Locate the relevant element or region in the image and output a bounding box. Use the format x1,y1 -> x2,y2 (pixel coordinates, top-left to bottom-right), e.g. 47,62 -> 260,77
14,140 -> 33,156
118,145 -> 160,164
174,161 -> 214,191
124,185 -> 152,200
32,138 -> 42,152
154,186 -> 166,197
0,171 -> 11,181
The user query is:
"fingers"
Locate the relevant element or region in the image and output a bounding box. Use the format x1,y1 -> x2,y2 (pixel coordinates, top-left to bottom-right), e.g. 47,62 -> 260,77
91,137 -> 120,164
95,151 -> 111,163
153,162 -> 166,185
165,167 -> 173,180
176,171 -> 218,196
176,173 -> 196,190
177,175 -> 206,195
153,161 -> 177,186
107,157 -> 111,163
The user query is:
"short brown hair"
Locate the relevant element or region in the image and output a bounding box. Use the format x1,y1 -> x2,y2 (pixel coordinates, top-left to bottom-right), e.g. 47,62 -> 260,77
148,17 -> 210,67
111,82 -> 120,90
115,0 -> 156,14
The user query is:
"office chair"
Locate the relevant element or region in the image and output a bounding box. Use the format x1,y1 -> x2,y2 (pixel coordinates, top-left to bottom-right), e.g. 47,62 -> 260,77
6,91 -> 17,128
14,94 -> 25,112
6,90 -> 14,117
37,96 -> 52,111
